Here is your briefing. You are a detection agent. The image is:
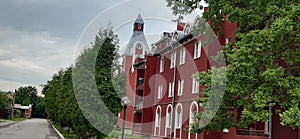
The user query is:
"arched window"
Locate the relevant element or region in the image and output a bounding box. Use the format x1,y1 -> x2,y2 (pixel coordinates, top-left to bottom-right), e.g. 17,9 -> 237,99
189,101 -> 199,126
155,106 -> 161,128
188,101 -> 199,139
183,24 -> 191,35
175,103 -> 183,129
166,104 -> 173,128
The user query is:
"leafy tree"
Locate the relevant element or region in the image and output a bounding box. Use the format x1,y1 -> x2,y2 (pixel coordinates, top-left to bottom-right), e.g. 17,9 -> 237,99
167,0 -> 300,132
0,93 -> 10,111
15,86 -> 38,105
72,25 -> 123,138
31,97 -> 46,118
14,86 -> 46,118
43,25 -> 123,138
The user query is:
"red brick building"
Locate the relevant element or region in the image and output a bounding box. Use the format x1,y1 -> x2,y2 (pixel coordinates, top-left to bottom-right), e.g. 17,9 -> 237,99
118,13 -> 299,139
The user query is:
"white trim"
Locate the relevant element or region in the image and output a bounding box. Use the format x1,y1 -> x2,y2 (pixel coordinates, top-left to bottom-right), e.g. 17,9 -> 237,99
170,51 -> 176,68
154,106 -> 162,136
177,80 -> 184,96
264,121 -> 269,135
193,15 -> 201,28
183,24 -> 191,35
192,78 -> 199,94
194,41 -> 201,59
174,103 -> 183,139
226,37 -> 230,44
158,85 -> 163,99
179,47 -> 186,65
165,104 -> 173,137
188,101 -> 199,139
159,56 -> 164,73
168,82 -> 174,97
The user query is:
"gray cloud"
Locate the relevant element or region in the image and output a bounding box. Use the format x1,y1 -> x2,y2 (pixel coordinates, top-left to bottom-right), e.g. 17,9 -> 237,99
0,0 -> 204,92
0,26 -> 74,91
0,0 -> 122,39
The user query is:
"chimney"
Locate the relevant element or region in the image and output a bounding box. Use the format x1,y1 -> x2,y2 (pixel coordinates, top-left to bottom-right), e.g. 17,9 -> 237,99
204,7 -> 209,13
163,32 -> 170,37
177,22 -> 186,31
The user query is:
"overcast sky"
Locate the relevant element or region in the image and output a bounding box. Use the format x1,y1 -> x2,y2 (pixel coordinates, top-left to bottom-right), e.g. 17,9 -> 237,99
0,0 -> 204,93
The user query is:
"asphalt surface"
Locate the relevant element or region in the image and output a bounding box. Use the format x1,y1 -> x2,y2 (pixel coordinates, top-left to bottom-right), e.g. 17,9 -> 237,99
0,118 -> 60,139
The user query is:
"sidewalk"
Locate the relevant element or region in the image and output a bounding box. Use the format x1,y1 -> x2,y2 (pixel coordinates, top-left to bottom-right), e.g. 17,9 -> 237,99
0,120 -> 17,128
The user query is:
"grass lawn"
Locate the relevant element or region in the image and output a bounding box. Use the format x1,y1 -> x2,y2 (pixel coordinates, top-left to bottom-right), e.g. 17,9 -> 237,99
50,122 -> 76,139
10,118 -> 26,121
48,122 -> 147,139
105,129 -> 148,139
0,118 -> 26,122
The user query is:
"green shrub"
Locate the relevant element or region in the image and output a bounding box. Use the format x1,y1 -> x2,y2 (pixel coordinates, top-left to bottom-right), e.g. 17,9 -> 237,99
15,110 -> 21,118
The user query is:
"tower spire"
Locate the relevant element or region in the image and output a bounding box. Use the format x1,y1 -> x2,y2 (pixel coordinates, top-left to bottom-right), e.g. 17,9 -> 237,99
121,13 -> 149,56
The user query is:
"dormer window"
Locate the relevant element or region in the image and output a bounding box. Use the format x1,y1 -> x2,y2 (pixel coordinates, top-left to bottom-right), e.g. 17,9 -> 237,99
184,25 -> 191,35
138,24 -> 142,30
173,32 -> 178,41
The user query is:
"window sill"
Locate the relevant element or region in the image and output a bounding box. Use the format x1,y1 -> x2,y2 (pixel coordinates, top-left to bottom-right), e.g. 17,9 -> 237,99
194,56 -> 200,59
175,127 -> 181,129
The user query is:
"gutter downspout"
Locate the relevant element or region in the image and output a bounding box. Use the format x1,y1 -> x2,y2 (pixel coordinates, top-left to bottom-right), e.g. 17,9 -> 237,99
269,104 -> 272,139
170,49 -> 177,139
131,56 -> 138,135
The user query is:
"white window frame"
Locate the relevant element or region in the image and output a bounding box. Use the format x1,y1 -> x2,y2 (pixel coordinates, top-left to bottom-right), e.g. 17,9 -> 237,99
178,80 -> 184,96
168,82 -> 175,97
189,102 -> 199,127
170,51 -> 176,68
155,108 -> 161,128
264,121 -> 270,135
160,57 -> 164,73
179,47 -> 186,65
194,41 -> 202,59
226,37 -> 230,44
158,85 -> 163,99
192,78 -> 199,94
166,107 -> 172,128
175,104 -> 183,129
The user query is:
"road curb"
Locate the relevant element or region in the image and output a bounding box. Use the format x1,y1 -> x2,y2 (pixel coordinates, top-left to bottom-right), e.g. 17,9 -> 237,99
48,120 -> 65,139
0,121 -> 19,128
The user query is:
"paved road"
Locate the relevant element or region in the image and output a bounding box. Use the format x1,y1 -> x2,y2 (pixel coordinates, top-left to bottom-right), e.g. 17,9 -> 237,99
0,118 -> 60,139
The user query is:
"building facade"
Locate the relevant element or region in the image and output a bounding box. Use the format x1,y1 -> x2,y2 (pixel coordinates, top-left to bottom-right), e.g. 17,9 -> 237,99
118,13 -> 299,139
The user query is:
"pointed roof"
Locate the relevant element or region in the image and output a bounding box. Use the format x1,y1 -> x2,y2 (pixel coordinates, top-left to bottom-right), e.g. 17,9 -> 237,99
121,14 -> 149,56
135,14 -> 144,24
122,33 -> 149,55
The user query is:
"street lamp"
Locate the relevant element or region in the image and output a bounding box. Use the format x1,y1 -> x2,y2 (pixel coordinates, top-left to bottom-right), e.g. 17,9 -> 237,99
10,91 -> 15,119
121,97 -> 131,139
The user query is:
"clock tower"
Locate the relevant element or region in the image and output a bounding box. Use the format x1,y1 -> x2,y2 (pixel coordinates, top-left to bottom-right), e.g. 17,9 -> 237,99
122,14 -> 149,56
118,13 -> 149,129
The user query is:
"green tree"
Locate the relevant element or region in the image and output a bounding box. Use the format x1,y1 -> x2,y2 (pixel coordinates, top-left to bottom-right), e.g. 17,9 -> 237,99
167,0 -> 300,132
72,25 -> 123,138
31,97 -> 46,118
43,25 -> 123,138
15,86 -> 38,105
0,93 -> 10,111
15,86 -> 46,118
